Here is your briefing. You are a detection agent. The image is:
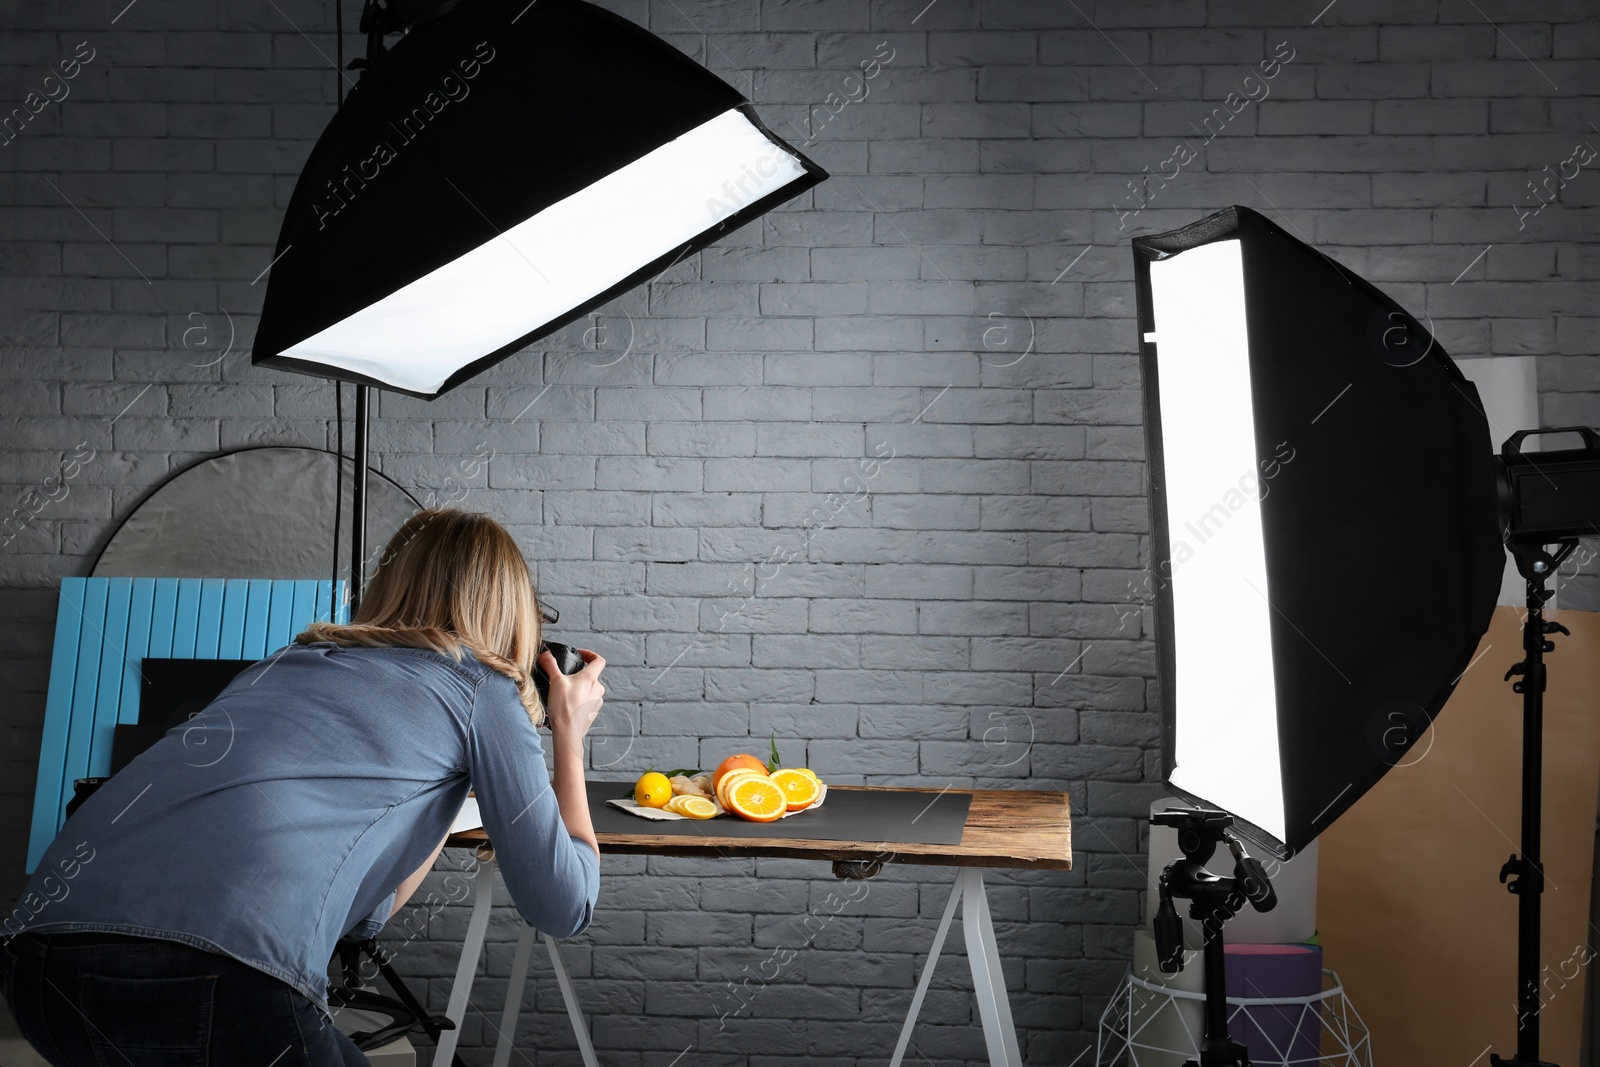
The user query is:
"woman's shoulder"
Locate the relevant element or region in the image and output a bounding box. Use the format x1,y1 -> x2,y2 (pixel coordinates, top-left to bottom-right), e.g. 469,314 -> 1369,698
283,640 -> 498,688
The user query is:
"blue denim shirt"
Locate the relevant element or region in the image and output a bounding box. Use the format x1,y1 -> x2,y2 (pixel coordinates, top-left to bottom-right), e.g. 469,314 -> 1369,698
13,641 -> 600,1022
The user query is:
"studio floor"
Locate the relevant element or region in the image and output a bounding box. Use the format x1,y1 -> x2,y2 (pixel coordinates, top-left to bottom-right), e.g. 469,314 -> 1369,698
0,1005 -> 51,1067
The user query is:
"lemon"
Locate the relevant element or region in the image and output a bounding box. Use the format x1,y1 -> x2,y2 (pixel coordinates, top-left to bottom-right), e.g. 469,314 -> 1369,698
794,768 -> 818,781
675,795 -> 718,819
635,771 -> 673,808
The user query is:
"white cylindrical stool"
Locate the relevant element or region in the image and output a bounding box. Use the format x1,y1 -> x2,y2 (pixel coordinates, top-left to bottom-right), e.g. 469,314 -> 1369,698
1095,966 -> 1372,1067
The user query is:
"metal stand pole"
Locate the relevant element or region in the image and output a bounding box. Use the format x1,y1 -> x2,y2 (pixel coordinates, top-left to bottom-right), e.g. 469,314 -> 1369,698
1492,554 -> 1570,1067
1150,809 -> 1277,1067
350,384 -> 370,615
1199,918 -> 1231,1062
1514,588 -> 1547,1065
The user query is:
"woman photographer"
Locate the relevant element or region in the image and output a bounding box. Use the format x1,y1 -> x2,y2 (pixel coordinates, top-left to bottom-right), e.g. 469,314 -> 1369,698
2,507 -> 604,1065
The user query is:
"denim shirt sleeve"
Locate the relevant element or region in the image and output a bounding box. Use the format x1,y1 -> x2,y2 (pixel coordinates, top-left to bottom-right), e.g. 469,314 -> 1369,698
347,887 -> 397,939
465,673 -> 600,938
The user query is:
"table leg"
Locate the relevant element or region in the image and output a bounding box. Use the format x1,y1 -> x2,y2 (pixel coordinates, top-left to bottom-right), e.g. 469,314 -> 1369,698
889,869 -> 964,1067
544,930 -> 600,1067
492,925 -> 538,1067
961,868 -> 1022,1067
433,854 -> 496,1067
889,869 -> 1023,1067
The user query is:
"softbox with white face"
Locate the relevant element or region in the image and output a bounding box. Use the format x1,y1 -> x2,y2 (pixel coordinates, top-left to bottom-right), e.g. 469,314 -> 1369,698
1132,206 -> 1504,856
252,0 -> 825,399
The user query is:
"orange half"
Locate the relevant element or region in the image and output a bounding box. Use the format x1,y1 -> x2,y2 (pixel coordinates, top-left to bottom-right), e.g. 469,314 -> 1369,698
770,768 -> 821,812
725,774 -> 786,822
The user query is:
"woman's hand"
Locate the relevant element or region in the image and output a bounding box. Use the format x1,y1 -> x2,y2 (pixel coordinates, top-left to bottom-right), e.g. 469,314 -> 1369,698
540,648 -> 604,856
539,647 -> 605,742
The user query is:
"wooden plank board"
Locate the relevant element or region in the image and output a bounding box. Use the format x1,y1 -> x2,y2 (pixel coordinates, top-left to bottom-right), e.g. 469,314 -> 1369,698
118,579 -> 156,725
171,579 -> 201,659
265,580 -> 297,654
60,579 -> 108,828
28,576 -> 346,874
194,578 -> 224,659
218,578 -> 249,660
448,784 -> 1072,870
28,578 -> 86,873
241,579 -> 271,660
291,581 -> 318,641
86,579 -> 133,778
147,578 -> 178,660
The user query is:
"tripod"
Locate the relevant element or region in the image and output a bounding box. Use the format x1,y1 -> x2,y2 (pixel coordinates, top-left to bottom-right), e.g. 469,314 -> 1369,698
1490,536 -> 1578,1067
1150,808 -> 1279,1067
330,934 -> 464,1063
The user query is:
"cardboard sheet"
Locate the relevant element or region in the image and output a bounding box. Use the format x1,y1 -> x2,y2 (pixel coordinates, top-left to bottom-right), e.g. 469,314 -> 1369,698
1317,606 -> 1600,1066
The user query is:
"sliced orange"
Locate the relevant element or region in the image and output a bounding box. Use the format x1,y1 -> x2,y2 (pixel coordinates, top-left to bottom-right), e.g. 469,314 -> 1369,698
770,768 -> 822,812
715,767 -> 765,808
674,795 -> 718,820
793,768 -> 818,781
725,774 -> 787,822
715,769 -> 760,808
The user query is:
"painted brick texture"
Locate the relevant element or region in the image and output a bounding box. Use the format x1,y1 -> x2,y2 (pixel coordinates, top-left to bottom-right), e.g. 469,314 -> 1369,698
1,0 -> 1597,1063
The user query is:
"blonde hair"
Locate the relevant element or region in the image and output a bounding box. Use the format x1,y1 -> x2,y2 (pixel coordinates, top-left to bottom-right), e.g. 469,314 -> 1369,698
295,507 -> 546,723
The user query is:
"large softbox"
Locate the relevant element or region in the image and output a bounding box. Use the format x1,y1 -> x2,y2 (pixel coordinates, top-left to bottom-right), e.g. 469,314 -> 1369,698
252,0 -> 825,399
1133,205 -> 1504,856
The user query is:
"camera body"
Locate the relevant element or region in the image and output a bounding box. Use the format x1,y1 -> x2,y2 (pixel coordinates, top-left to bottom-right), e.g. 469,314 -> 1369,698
533,640 -> 586,707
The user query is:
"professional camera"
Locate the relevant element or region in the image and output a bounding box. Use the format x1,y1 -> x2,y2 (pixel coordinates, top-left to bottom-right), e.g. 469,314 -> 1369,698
532,641 -> 587,707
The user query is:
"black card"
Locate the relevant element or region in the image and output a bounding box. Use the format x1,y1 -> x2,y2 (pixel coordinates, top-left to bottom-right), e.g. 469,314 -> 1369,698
587,779 -> 972,846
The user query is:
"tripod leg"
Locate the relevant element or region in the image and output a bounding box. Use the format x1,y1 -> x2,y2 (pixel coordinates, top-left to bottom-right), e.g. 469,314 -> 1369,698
374,949 -> 441,1040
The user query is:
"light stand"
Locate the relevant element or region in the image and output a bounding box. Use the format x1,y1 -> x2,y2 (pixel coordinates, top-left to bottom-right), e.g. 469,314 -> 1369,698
1151,808 -> 1279,1067
349,383 -> 370,614
1489,426 -> 1600,1067
336,0 -> 416,618
1491,536 -> 1570,1067
1130,205 -> 1600,1064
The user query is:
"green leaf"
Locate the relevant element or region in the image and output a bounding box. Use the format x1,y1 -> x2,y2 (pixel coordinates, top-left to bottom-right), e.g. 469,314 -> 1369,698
767,732 -> 782,773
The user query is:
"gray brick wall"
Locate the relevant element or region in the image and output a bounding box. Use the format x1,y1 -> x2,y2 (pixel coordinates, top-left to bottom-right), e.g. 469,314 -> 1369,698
1,0 -> 1597,1063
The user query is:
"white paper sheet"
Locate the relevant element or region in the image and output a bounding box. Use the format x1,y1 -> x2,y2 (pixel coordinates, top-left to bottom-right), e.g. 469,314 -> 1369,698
450,796 -> 482,834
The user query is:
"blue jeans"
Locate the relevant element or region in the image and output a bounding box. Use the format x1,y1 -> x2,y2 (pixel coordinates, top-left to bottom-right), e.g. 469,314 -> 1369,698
1,929 -> 371,1066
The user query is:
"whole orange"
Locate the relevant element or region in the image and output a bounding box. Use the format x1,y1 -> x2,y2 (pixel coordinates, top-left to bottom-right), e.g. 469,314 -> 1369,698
713,753 -> 767,789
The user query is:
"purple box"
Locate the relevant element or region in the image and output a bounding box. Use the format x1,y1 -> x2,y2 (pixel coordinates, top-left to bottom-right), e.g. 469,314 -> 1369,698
1223,943 -> 1323,1064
